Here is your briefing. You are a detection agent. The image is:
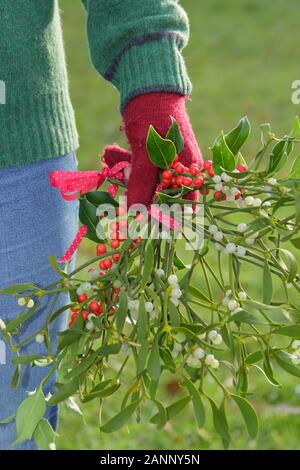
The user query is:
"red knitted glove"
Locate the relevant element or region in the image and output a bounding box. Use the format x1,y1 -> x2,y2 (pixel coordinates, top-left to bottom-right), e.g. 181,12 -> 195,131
103,92 -> 202,206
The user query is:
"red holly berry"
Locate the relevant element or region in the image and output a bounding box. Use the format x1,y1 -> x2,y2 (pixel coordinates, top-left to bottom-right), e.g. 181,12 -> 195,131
70,306 -> 79,314
162,178 -> 171,188
193,177 -> 204,188
96,243 -> 107,256
234,191 -> 241,200
189,164 -> 200,176
82,310 -> 89,321
110,221 -> 119,231
134,236 -> 142,245
104,258 -> 113,269
89,300 -> 101,314
110,231 -> 119,240
109,306 -> 116,315
111,240 -> 120,249
162,170 -> 173,180
119,219 -> 128,229
183,176 -> 193,187
199,187 -> 210,195
207,168 -> 215,177
112,253 -> 121,262
175,175 -> 184,186
116,206 -> 127,217
172,155 -> 180,166
236,164 -> 247,172
173,162 -> 185,174
77,294 -> 87,303
203,160 -> 212,171
214,190 -> 226,201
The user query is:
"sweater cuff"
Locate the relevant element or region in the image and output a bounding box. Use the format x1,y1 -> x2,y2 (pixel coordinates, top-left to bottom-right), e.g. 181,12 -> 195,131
104,33 -> 192,112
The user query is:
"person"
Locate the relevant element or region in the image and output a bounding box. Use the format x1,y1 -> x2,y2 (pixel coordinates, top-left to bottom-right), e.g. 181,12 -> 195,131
0,0 -> 201,449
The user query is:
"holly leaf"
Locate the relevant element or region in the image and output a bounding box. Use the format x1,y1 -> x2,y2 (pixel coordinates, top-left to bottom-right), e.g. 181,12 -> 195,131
166,116 -> 184,153
212,131 -> 236,175
146,125 -> 177,169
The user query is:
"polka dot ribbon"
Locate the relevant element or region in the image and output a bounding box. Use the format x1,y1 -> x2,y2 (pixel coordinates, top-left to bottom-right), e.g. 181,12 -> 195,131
49,161 -> 130,201
58,224 -> 88,263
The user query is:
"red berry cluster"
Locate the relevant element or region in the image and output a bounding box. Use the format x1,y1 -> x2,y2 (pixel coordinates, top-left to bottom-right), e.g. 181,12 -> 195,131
69,289 -> 119,327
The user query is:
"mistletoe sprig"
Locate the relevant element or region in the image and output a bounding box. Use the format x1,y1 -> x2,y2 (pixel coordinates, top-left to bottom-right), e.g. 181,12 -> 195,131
0,116 -> 299,449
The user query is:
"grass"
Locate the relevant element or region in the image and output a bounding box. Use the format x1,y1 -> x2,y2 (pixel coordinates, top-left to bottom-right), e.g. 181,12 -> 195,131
56,0 -> 300,450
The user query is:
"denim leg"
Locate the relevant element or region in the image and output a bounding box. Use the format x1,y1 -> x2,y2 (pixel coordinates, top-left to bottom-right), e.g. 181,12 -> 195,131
0,153 -> 78,450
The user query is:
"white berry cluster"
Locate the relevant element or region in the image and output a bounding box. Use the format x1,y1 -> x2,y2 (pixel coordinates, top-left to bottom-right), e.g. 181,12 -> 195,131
209,224 -> 247,256
76,282 -> 92,296
128,298 -> 158,320
185,330 -> 222,370
167,274 -> 182,306
291,340 -> 300,365
222,290 -> 244,313
17,297 -> 35,308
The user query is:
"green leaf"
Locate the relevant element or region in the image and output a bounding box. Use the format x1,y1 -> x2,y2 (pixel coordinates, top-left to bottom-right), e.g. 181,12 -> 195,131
64,343 -> 120,380
136,340 -> 149,375
225,116 -> 251,155
183,377 -> 205,428
290,237 -> 300,249
100,400 -> 140,433
141,241 -> 154,288
231,394 -> 258,438
245,350 -> 263,365
33,419 -> 56,450
168,301 -> 181,326
279,249 -> 298,282
48,256 -> 68,278
137,297 -> 148,343
48,377 -> 81,406
208,398 -> 230,448
150,396 -> 191,425
146,125 -> 177,169
12,354 -> 47,365
291,154 -> 300,179
150,400 -> 168,429
274,351 -> 300,378
14,390 -> 46,445
0,283 -> 37,296
86,191 -> 118,207
212,131 -> 236,175
263,260 -> 273,304
11,364 -> 21,389
79,198 -> 99,243
0,414 -> 15,425
272,325 -> 300,339
290,116 -> 300,138
166,116 -> 184,153
82,382 -> 120,403
147,336 -> 161,382
173,253 -> 187,270
268,140 -> 286,174
115,291 -> 128,333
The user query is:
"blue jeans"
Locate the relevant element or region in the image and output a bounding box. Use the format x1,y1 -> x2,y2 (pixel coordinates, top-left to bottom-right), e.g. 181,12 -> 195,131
0,153 -> 78,449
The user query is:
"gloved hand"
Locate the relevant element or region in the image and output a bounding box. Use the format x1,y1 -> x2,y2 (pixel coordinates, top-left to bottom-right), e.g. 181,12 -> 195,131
103,92 -> 202,206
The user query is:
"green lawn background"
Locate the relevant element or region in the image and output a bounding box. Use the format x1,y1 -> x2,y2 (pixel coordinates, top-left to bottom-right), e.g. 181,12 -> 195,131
57,0 -> 300,450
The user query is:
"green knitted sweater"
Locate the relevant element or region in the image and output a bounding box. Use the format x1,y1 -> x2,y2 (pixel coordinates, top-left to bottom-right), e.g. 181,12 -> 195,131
0,0 -> 191,168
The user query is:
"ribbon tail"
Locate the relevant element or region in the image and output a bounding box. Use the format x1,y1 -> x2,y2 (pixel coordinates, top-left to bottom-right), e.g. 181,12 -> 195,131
58,225 -> 88,263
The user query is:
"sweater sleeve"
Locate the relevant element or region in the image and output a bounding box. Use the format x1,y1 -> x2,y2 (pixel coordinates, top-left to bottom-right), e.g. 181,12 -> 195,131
80,0 -> 192,111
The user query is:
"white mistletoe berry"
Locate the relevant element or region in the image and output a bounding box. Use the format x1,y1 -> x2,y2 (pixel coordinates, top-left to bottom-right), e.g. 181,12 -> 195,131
228,299 -> 239,311
226,194 -> 235,202
208,330 -> 218,342
221,172 -> 232,183
0,318 -> 6,331
184,205 -> 194,215
168,274 -> 178,287
245,237 -> 255,245
205,354 -> 215,366
170,297 -> 179,307
213,334 -> 223,345
121,343 -> 132,356
237,223 -> 247,233
145,301 -> 154,313
291,340 -> 300,350
213,175 -> 222,183
253,198 -> 262,207
245,196 -> 255,206
193,347 -> 205,359
49,442 -> 56,451
17,297 -> 27,306
225,243 -> 236,254
27,299 -> 35,308
238,291 -> 247,301
214,183 -> 223,191
236,245 -> 247,257
85,321 -> 94,331
262,201 -> 272,207
267,177 -> 277,186
214,231 -> 223,241
171,287 -> 182,299
155,268 -> 165,277
35,334 -> 45,344
187,356 -> 201,368
211,358 -> 220,369
209,224 -> 218,234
